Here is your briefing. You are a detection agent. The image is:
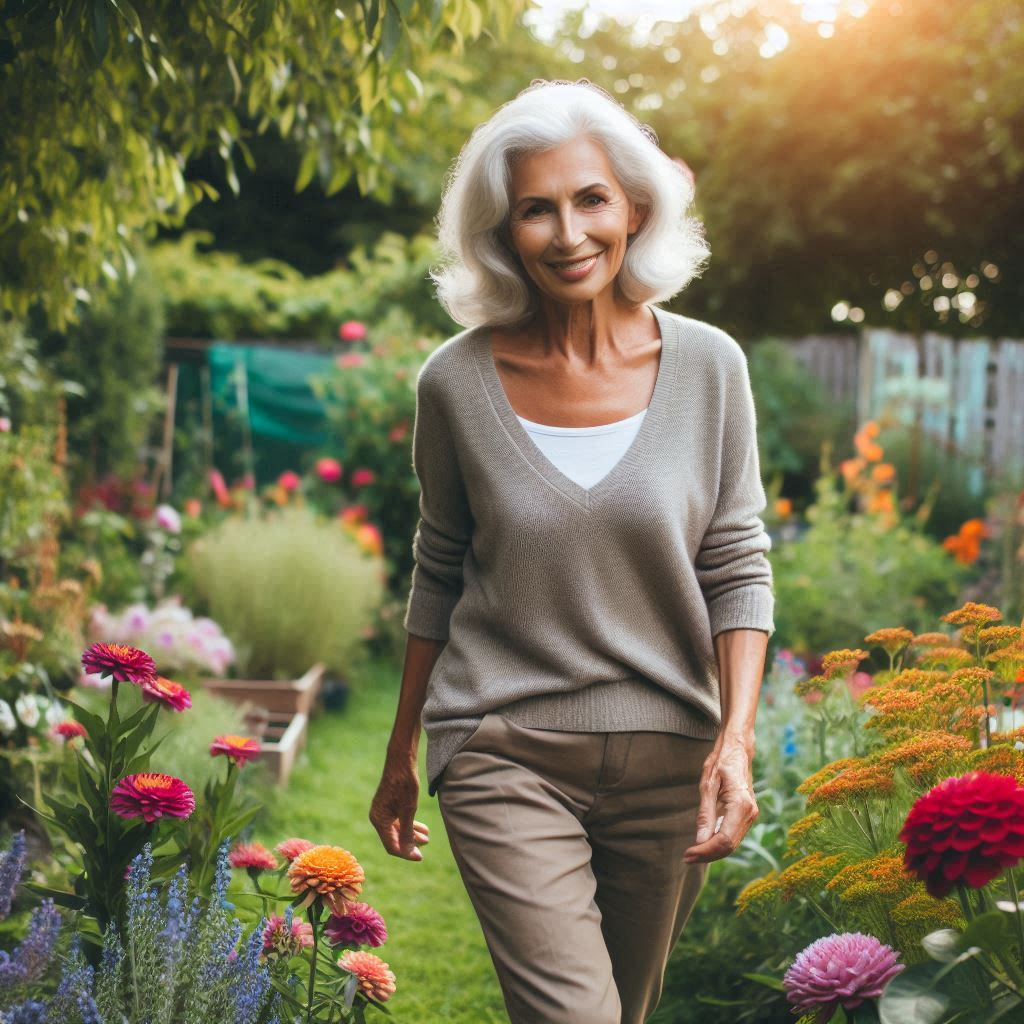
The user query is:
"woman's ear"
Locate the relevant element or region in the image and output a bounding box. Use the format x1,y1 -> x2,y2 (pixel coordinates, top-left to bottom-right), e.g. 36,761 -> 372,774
627,202 -> 649,238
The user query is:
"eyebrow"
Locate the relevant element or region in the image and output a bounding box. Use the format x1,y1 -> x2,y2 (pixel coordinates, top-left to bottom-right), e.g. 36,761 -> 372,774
514,183 -> 610,207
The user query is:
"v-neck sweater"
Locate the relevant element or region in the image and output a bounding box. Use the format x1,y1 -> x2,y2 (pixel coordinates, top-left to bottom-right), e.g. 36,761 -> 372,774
403,304 -> 776,797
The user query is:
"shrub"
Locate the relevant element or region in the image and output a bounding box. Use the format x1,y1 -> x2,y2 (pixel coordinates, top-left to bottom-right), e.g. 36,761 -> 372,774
186,505 -> 385,679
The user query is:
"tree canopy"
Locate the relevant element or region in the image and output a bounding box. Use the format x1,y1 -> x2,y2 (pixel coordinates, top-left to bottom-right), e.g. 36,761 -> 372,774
0,0 -> 524,328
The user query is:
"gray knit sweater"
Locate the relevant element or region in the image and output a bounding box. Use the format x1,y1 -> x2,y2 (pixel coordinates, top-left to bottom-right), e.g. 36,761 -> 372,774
403,304 -> 775,797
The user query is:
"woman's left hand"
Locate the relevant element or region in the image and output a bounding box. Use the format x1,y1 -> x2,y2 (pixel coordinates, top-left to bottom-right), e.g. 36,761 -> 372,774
682,733 -> 758,864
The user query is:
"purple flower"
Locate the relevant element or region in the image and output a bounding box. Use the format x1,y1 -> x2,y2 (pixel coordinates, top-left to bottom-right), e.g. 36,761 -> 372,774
0,899 -> 62,987
324,902 -> 388,948
0,830 -> 27,920
784,932 -> 904,1023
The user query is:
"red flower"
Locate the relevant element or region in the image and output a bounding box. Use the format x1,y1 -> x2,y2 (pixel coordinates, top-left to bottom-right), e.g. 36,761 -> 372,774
316,457 -> 343,483
141,676 -> 192,712
338,320 -> 367,342
339,504 -> 368,524
276,837 -> 316,862
899,771 -> 1024,897
335,352 -> 365,369
53,721 -> 87,740
229,841 -> 279,871
278,470 -> 301,492
81,642 -> 157,686
350,468 -> 375,488
210,734 -> 262,767
110,773 -> 196,822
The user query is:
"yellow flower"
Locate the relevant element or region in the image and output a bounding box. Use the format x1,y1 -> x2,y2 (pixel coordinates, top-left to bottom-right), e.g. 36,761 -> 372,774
287,845 -> 365,916
785,811 -> 825,855
886,668 -> 949,690
978,626 -> 1022,648
797,757 -> 862,797
735,872 -> 780,916
916,647 -> 974,670
891,892 -> 964,930
940,602 -> 1002,627
777,852 -> 844,901
807,764 -> 894,806
864,627 -> 914,655
822,648 -> 871,677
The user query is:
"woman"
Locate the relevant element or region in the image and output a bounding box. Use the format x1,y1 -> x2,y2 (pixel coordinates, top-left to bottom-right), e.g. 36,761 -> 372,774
369,79 -> 775,1024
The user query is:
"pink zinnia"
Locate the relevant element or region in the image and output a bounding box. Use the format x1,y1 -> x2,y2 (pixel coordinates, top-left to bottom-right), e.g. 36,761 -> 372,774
110,773 -> 195,822
208,468 -> 231,506
81,642 -> 157,686
141,675 -> 192,712
338,320 -> 367,342
350,468 -> 375,488
229,841 -> 278,871
276,837 -> 316,862
278,470 -> 301,492
210,734 -> 262,767
262,914 -> 314,957
784,933 -> 903,1022
336,352 -> 365,369
325,902 -> 388,948
53,720 -> 87,741
337,950 -> 396,1003
316,457 -> 343,483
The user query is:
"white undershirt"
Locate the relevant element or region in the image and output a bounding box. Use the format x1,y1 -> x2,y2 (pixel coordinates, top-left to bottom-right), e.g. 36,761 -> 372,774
515,407 -> 648,489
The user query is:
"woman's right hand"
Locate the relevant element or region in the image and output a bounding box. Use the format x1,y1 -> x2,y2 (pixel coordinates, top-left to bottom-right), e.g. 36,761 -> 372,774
369,755 -> 431,861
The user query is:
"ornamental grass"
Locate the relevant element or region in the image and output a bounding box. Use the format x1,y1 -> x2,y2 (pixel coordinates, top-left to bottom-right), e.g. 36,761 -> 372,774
741,601 -> 1024,1013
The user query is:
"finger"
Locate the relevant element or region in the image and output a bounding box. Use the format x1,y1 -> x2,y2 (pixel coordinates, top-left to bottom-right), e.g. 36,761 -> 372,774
693,776 -> 722,845
682,832 -> 734,864
399,815 -> 422,860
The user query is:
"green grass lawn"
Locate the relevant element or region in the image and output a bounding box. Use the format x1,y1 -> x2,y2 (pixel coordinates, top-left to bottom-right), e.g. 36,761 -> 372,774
252,654 -> 510,1023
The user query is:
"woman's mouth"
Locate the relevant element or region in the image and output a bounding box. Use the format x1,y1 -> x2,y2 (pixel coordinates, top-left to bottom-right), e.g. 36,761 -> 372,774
546,252 -> 602,281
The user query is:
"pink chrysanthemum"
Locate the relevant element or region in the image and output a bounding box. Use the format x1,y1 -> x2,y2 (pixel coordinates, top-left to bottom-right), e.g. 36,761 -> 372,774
210,734 -> 262,767
784,932 -> 904,1022
52,720 -> 87,740
141,675 -> 192,712
110,773 -> 195,822
337,950 -> 396,1003
229,841 -> 278,871
262,914 -> 314,958
324,902 -> 388,948
81,642 -> 156,685
899,771 -> 1024,898
276,837 -> 316,862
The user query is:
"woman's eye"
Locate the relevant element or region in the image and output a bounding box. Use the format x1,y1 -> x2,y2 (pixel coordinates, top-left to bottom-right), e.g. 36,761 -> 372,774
584,194 -> 606,206
523,205 -> 544,218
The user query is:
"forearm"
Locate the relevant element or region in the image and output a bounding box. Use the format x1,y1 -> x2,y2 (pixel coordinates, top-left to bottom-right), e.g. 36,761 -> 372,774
712,628 -> 769,751
386,632 -> 446,766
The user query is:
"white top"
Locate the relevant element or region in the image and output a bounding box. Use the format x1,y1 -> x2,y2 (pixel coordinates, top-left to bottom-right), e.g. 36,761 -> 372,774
515,407 -> 648,489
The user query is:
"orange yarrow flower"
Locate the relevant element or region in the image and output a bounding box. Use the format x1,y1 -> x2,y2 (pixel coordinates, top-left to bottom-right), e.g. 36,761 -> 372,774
916,647 -> 974,670
822,649 -> 870,677
797,757 -> 864,798
864,627 -> 914,655
807,763 -> 894,806
288,845 -> 365,915
941,602 -> 1002,627
910,632 -> 954,648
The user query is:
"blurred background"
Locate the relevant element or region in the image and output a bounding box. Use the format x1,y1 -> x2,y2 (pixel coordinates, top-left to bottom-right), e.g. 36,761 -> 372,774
1,2 -> 1022,1021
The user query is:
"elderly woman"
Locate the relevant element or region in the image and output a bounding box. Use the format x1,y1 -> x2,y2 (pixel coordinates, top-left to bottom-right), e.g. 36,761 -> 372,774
369,79 -> 775,1024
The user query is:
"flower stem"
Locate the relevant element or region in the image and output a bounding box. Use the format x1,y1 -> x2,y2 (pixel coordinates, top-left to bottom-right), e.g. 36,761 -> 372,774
956,883 -> 974,923
306,901 -> 321,1023
1007,870 -> 1024,968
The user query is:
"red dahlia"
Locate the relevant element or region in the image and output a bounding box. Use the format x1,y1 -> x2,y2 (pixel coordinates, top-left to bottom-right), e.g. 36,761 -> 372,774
81,642 -> 157,685
110,773 -> 196,822
899,771 -> 1024,898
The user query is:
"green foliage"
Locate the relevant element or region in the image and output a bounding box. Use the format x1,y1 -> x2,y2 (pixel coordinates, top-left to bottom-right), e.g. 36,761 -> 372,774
0,0 -> 527,330
151,228 -> 455,340
310,309 -> 431,590
186,504 -> 385,679
29,246 -> 167,491
770,458 -> 966,653
748,338 -> 854,501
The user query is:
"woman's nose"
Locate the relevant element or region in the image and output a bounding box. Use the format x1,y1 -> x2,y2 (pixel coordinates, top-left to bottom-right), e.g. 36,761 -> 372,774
553,205 -> 585,250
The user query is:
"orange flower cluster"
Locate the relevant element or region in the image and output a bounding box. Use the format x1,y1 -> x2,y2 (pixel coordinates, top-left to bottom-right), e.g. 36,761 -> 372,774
822,648 -> 870,676
826,854 -> 914,904
874,732 -> 973,784
735,871 -> 780,917
785,811 -> 825,856
942,518 -> 988,565
796,757 -> 863,798
806,763 -> 894,806
940,602 -> 1001,627
864,628 -> 914,656
915,646 -> 974,670
776,852 -> 844,901
909,632 -> 953,647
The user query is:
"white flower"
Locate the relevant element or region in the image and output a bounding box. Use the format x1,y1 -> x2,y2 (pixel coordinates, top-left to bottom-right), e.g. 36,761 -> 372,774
44,700 -> 64,727
154,504 -> 182,534
0,700 -> 16,736
14,694 -> 40,728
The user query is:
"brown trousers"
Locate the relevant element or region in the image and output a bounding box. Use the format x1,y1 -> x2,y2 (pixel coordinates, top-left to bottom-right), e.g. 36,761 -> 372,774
436,712 -> 716,1024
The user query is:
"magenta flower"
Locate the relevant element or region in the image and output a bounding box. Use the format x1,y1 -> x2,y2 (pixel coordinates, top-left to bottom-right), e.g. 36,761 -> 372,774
350,468 -> 375,488
110,773 -> 195,822
229,841 -> 278,871
316,457 -> 343,483
262,913 -> 314,958
276,837 -> 316,862
324,902 -> 388,948
278,470 -> 301,492
81,642 -> 157,686
784,932 -> 904,1022
140,676 -> 192,712
338,320 -> 367,342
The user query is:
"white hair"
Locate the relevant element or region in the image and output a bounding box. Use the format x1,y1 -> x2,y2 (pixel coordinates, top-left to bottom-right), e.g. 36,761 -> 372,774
430,79 -> 711,329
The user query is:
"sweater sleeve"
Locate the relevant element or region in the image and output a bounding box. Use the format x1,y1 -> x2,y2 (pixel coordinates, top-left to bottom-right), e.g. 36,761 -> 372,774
694,343 -> 776,639
403,366 -> 474,642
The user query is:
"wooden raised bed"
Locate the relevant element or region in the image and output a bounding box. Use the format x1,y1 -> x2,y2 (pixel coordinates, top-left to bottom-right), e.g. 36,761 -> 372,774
201,662 -> 326,717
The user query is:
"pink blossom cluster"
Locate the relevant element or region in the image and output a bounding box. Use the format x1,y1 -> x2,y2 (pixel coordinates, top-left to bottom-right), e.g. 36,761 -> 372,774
87,597 -> 235,677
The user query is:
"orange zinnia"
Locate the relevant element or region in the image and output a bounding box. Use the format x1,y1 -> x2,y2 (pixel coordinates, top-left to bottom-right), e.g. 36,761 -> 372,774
288,845 -> 365,915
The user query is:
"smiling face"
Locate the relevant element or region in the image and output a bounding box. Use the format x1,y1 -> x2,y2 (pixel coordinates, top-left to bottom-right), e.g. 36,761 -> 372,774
506,135 -> 646,308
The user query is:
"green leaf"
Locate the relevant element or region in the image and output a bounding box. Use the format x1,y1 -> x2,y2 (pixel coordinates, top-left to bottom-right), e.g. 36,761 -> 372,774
878,964 -> 951,1024
380,1 -> 403,61
21,882 -> 88,911
362,0 -> 381,38
960,910 -> 1011,954
741,972 -> 785,991
295,147 -> 318,192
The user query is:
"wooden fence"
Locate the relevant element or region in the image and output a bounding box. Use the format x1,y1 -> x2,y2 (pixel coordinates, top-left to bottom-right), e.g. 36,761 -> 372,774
780,331 -> 1024,495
